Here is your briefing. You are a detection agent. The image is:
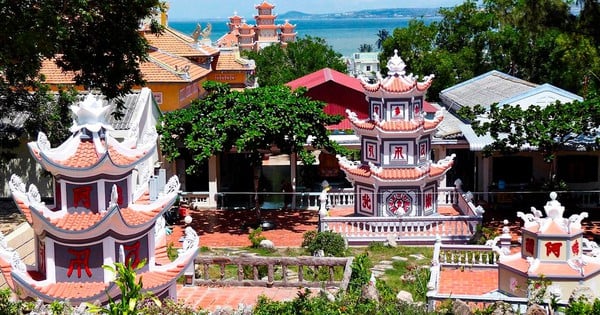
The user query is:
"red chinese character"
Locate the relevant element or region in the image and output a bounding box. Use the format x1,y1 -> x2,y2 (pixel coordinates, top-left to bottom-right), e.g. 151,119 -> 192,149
525,238 -> 534,254
67,248 -> 92,278
425,193 -> 433,209
545,242 -> 562,258
393,146 -> 404,159
361,194 -> 371,210
367,144 -> 375,158
124,241 -> 141,268
394,106 -> 401,117
414,105 -> 420,114
73,186 -> 92,208
420,144 -> 426,157
572,240 -> 580,255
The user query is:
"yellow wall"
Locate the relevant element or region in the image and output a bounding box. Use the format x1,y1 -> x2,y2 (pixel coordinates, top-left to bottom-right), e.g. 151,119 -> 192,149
145,78 -> 206,112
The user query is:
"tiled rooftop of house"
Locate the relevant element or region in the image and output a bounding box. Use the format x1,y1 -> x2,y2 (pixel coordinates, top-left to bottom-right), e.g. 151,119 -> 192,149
143,28 -> 219,57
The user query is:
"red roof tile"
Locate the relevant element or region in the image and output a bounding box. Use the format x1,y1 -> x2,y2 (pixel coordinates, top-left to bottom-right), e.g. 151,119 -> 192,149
50,212 -> 103,231
32,281 -> 108,300
14,198 -> 33,224
51,141 -> 100,168
0,257 -> 15,291
107,146 -> 144,166
256,1 -> 275,9
286,68 -> 364,93
143,28 -> 219,57
381,76 -> 417,93
141,50 -> 210,83
352,116 -> 443,132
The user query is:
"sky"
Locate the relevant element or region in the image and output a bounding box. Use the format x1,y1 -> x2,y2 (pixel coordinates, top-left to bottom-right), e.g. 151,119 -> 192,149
167,0 -> 465,21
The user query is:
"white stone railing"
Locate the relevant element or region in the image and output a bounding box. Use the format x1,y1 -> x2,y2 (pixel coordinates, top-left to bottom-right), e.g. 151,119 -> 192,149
321,215 -> 482,246
179,186 -> 462,211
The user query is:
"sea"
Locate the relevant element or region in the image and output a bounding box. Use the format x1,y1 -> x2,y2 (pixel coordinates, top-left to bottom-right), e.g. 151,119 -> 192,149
169,17 -> 440,57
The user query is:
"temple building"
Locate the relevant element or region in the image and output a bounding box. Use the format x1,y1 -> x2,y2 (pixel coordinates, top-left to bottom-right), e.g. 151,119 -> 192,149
0,94 -> 198,304
499,192 -> 600,299
339,50 -> 453,217
216,1 -> 296,51
38,7 -> 256,112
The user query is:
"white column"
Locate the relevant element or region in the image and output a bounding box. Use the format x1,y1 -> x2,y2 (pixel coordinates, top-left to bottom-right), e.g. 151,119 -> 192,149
98,180 -> 106,212
45,240 -> 56,283
290,152 -> 297,208
208,155 -> 218,207
437,147 -> 447,187
148,232 -> 155,270
103,237 -> 116,282
60,181 -> 67,211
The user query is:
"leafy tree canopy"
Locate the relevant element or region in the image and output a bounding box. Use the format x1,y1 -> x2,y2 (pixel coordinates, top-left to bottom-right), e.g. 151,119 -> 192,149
158,81 -> 345,174
380,0 -> 600,100
0,0 -> 166,162
458,93 -> 600,163
243,36 -> 347,86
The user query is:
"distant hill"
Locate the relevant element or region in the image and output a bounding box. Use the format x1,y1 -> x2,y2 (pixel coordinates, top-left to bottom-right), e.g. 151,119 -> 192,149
279,7 -> 441,20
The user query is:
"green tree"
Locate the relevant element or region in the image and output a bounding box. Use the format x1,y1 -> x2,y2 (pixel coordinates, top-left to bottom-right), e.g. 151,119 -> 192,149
0,0 -> 166,162
244,36 -> 347,86
158,81 -> 344,174
459,95 -> 600,181
358,43 -> 373,52
380,0 -> 600,99
159,81 -> 344,217
375,29 -> 390,50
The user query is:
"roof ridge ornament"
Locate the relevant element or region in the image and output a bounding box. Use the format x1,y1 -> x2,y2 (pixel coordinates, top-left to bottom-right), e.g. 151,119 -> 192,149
386,49 -> 407,76
69,93 -> 114,134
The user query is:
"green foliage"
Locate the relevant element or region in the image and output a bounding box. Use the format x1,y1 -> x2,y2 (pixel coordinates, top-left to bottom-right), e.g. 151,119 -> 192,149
358,43 -> 374,52
565,297 -> 599,315
0,288 -> 22,315
243,35 -> 347,87
158,81 -> 343,174
249,227 -> 267,248
470,224 -> 500,245
458,96 -> 600,180
302,230 -> 347,257
87,259 -> 161,315
0,0 -> 167,163
382,0 -> 600,100
138,297 -> 207,315
167,242 -> 179,261
348,253 -> 373,292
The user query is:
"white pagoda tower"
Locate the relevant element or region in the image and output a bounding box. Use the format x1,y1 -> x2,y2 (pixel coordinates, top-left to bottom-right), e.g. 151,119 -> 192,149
0,94 -> 198,304
339,50 -> 454,217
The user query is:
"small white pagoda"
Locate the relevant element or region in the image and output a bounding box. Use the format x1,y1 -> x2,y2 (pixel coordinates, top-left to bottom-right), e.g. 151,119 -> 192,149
498,192 -> 600,299
0,94 -> 198,304
339,50 -> 454,217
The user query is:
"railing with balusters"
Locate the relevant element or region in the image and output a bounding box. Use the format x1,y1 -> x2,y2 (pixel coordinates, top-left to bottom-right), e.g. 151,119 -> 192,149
321,215 -> 482,245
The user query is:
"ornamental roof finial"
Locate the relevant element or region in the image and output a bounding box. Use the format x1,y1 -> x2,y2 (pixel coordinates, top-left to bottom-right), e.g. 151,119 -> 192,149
69,93 -> 113,133
386,49 -> 407,76
544,191 -> 564,220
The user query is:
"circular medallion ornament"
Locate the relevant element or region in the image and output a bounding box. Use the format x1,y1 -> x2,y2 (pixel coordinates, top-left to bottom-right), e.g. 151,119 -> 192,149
386,192 -> 412,216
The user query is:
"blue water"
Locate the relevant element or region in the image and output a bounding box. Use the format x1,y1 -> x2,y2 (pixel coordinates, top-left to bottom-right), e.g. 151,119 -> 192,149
169,17 -> 440,57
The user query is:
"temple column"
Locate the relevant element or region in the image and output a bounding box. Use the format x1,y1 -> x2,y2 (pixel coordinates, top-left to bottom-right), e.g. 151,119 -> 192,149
208,155 -> 218,208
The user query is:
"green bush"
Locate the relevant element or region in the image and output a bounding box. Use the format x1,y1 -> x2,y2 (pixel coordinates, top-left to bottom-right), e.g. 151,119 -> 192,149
249,227 -> 267,248
349,253 -> 372,292
302,230 -> 347,257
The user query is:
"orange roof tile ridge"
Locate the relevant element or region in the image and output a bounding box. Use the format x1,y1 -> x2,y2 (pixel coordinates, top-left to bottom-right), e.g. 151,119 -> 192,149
147,52 -> 193,79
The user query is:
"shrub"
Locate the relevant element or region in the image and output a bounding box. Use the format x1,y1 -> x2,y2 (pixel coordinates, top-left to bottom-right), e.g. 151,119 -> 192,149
349,253 -> 372,292
249,227 -> 267,248
302,230 -> 346,257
